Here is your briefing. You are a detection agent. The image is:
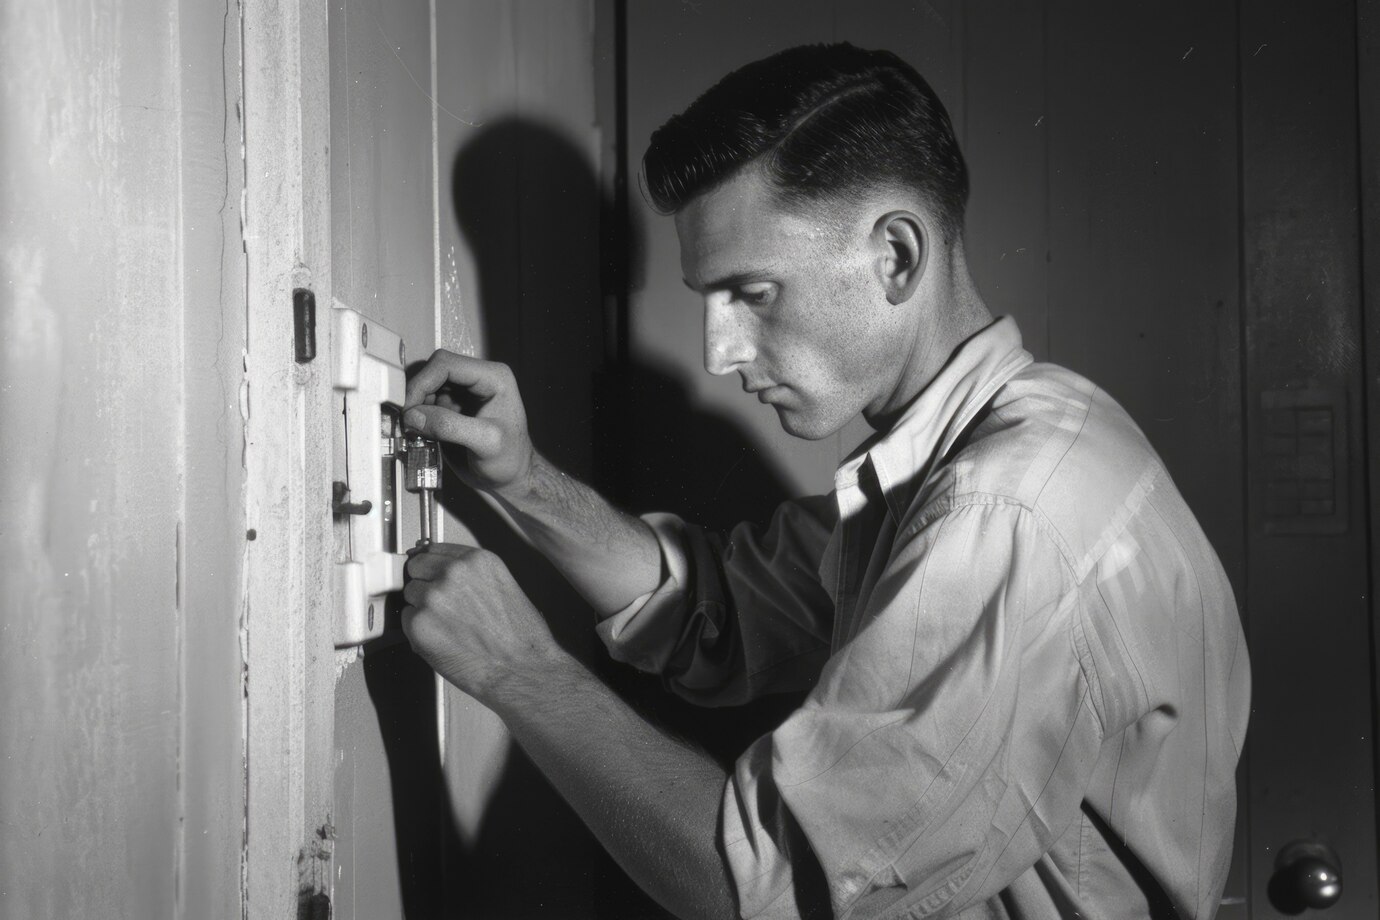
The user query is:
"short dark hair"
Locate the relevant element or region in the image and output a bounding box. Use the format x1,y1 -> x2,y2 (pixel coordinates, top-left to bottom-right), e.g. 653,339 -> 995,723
642,43 -> 969,242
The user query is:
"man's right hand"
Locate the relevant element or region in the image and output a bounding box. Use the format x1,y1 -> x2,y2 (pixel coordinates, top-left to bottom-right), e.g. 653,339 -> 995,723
403,350 -> 534,501
404,348 -> 661,618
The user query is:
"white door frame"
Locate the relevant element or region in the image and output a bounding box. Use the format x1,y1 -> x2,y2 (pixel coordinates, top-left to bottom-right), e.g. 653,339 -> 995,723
240,0 -> 338,915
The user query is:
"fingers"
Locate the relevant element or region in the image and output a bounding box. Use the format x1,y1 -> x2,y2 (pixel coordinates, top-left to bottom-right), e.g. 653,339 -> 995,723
402,577 -> 428,606
405,542 -> 479,579
422,541 -> 476,558
404,349 -> 512,409
403,405 -> 502,456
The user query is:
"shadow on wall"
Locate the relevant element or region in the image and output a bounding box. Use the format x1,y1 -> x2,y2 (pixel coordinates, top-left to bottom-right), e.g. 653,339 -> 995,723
365,116 -> 809,919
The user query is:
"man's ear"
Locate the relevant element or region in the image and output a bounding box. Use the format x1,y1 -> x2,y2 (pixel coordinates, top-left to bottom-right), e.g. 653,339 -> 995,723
873,211 -> 928,305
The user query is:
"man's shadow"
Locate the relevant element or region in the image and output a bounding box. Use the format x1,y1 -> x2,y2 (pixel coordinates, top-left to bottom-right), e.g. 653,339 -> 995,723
365,116 -> 810,918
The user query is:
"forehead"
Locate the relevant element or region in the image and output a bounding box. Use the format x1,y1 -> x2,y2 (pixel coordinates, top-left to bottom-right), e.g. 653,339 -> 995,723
674,170 -> 839,290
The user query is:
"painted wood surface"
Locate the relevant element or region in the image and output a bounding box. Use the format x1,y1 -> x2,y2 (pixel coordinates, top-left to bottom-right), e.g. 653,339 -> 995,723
430,2 -> 645,915
328,1 -> 625,916
175,0 -> 251,914
624,0 -> 858,516
328,0 -> 440,916
1,0 -> 247,916
1362,11 -> 1380,902
1240,2 -> 1377,916
241,0 -> 338,915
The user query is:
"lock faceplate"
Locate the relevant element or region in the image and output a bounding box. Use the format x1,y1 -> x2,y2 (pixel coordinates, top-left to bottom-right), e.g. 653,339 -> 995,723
332,304 -> 407,647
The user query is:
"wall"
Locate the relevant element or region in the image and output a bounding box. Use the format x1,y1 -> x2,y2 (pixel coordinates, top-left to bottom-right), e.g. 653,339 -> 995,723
327,0 -> 441,912
326,1 -> 645,916
0,0 -> 246,917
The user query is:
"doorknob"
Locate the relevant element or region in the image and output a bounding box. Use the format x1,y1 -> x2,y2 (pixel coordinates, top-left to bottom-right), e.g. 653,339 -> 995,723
1268,839 -> 1342,913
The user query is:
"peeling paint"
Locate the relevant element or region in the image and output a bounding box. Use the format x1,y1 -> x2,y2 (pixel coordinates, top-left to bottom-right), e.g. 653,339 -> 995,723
296,822 -> 336,920
335,645 -> 362,680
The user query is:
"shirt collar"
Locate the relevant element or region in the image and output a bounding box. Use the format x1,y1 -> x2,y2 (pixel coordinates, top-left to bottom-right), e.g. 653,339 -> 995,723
834,316 -> 1033,523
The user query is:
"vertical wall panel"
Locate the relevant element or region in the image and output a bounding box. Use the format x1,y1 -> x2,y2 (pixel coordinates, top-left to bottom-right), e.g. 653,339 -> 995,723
624,0 -> 840,513
0,0 -> 186,916
1360,9 -> 1380,895
962,1 -> 1049,359
1043,2 -> 1243,580
177,0 -> 249,914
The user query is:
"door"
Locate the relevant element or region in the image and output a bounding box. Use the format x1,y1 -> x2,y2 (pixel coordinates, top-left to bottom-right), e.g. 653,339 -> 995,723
619,2 -> 1380,917
308,0 -> 647,916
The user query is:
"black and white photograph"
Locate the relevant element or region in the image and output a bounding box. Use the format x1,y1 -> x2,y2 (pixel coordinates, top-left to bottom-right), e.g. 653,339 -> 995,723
2,1 -> 1378,918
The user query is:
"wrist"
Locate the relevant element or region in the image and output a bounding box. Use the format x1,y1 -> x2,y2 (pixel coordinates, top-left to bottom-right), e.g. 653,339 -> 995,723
484,641 -> 585,718
490,451 -> 543,508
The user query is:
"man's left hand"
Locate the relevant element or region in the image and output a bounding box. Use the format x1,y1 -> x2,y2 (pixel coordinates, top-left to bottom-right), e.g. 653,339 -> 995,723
402,544 -> 558,700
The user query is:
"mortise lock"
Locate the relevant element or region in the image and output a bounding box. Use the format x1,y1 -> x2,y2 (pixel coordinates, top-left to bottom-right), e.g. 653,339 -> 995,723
330,305 -> 443,647
331,305 -> 409,647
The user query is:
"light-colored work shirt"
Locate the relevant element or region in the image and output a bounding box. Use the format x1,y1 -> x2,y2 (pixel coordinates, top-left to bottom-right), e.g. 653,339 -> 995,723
598,317 -> 1251,919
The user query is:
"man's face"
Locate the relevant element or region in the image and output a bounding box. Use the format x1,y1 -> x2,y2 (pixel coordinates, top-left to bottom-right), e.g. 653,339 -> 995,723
675,169 -> 911,440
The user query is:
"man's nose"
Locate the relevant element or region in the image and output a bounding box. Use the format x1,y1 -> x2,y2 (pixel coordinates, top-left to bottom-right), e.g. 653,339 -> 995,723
703,300 -> 755,376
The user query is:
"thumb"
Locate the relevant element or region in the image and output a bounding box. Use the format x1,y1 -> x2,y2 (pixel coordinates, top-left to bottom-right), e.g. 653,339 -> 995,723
404,405 -> 501,457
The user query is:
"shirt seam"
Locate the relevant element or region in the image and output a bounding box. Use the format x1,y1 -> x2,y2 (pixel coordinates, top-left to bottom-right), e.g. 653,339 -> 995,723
874,362 -> 1025,525
1070,606 -> 1109,737
902,491 -> 1080,575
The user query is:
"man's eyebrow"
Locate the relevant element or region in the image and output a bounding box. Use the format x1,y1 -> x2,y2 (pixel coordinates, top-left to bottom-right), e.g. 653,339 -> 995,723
682,270 -> 769,294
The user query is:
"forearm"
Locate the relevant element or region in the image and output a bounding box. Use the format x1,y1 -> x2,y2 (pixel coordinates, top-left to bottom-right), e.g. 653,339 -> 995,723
489,650 -> 739,920
493,452 -> 663,617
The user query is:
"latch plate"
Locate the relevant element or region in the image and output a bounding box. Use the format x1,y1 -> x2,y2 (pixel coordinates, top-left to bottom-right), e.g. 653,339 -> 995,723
332,304 -> 408,647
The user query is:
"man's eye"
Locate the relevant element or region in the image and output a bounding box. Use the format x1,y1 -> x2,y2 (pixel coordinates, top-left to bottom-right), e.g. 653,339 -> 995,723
736,284 -> 777,307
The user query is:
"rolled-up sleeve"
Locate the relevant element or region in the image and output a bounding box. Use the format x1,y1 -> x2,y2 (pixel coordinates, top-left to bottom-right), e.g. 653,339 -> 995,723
597,496 -> 836,705
722,501 -> 1107,919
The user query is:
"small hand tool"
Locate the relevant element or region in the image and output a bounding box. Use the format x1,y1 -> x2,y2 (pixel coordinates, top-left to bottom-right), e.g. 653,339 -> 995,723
404,435 -> 441,546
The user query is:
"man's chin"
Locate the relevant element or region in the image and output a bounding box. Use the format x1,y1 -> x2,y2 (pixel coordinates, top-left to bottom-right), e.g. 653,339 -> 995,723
774,405 -> 844,441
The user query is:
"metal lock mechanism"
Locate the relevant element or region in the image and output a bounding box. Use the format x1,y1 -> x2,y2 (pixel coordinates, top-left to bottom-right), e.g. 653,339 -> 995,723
330,304 -> 441,647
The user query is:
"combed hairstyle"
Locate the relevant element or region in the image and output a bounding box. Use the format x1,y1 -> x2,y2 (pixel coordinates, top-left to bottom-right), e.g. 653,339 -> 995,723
642,43 -> 969,243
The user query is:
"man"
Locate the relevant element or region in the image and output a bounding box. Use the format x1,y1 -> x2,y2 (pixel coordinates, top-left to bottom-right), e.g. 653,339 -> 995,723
401,44 -> 1250,919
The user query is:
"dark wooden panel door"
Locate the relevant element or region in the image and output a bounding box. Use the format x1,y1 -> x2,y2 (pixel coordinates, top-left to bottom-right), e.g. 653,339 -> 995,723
1240,2 -> 1377,917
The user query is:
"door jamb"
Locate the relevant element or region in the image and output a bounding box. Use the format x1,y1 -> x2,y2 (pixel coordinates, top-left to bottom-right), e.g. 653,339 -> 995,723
240,0 -> 338,915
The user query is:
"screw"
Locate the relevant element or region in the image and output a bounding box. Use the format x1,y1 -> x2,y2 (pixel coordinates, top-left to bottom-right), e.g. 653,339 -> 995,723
399,340 -> 406,365
360,323 -> 369,348
367,604 -> 375,630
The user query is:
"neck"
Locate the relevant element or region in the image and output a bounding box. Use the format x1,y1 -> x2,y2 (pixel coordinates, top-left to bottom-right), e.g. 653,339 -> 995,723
865,245 -> 992,432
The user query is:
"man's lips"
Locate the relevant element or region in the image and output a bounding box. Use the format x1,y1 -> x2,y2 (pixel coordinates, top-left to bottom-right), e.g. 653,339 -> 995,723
748,383 -> 785,404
